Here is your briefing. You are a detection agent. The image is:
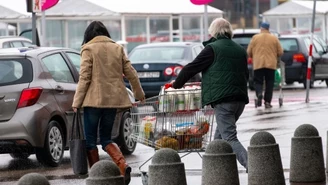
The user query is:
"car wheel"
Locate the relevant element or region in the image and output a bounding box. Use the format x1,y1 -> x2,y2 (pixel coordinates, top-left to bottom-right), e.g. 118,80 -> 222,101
116,111 -> 136,155
9,153 -> 30,159
36,120 -> 64,167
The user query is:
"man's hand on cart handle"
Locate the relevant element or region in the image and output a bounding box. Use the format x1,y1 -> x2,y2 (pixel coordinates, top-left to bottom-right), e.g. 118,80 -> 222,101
164,80 -> 175,89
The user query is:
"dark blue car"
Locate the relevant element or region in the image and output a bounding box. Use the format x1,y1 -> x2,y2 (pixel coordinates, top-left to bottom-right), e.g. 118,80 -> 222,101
126,42 -> 203,97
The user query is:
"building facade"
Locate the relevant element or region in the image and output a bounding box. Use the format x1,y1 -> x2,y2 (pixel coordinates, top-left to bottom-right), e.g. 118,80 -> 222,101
210,0 -> 288,28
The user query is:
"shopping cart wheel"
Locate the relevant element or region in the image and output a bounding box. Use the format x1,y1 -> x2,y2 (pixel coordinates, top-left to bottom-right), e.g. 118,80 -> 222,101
254,98 -> 258,108
279,98 -> 283,107
141,171 -> 149,185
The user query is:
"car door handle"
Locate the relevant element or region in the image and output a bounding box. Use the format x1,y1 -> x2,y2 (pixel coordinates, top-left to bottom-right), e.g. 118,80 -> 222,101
55,85 -> 64,93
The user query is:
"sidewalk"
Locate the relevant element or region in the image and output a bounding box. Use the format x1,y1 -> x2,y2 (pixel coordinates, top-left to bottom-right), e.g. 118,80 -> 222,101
1,100 -> 328,185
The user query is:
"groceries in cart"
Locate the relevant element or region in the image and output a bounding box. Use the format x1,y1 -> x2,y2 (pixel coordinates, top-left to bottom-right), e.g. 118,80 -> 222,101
131,82 -> 214,152
158,84 -> 202,112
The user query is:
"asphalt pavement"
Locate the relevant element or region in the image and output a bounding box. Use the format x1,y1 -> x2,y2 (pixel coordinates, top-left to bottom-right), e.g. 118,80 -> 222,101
1,84 -> 328,185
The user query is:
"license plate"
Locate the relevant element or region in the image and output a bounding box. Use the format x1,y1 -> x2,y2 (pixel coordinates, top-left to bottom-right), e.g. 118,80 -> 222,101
137,72 -> 160,78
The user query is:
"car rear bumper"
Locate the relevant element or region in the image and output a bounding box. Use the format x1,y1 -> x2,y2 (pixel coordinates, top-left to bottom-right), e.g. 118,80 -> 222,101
0,104 -> 50,153
285,62 -> 306,82
247,63 -> 306,83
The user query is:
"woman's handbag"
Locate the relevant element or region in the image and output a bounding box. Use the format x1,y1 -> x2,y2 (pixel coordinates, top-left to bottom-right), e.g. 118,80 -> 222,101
69,109 -> 88,175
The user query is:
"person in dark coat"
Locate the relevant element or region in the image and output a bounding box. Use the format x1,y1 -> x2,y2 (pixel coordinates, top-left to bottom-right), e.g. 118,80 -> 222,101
171,18 -> 249,169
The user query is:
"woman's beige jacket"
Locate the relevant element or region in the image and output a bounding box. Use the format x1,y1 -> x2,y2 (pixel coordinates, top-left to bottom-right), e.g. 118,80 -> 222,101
72,36 -> 144,109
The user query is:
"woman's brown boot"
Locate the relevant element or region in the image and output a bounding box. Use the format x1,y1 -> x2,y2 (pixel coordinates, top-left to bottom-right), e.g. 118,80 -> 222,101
105,143 -> 131,185
87,148 -> 99,168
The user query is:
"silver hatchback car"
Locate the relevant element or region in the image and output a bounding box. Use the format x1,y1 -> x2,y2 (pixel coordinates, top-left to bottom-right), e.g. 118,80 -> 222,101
0,47 -> 137,167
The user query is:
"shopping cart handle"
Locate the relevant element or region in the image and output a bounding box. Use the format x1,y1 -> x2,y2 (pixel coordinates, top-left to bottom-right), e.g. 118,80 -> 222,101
164,83 -> 173,89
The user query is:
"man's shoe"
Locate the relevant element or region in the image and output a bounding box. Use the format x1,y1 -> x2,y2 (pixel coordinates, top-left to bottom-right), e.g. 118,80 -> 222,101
265,102 -> 272,108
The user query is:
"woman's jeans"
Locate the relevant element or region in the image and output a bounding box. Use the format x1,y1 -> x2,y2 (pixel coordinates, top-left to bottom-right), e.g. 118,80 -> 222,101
83,107 -> 117,151
213,101 -> 248,169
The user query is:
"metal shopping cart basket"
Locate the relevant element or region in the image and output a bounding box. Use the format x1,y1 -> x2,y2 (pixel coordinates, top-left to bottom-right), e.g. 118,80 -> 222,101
130,82 -> 215,185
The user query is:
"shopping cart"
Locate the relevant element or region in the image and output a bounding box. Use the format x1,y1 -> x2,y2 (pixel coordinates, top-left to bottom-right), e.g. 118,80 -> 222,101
130,82 -> 215,185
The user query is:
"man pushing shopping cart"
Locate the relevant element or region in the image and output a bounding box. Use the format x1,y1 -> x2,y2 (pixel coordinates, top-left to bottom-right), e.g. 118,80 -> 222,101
169,18 -> 249,171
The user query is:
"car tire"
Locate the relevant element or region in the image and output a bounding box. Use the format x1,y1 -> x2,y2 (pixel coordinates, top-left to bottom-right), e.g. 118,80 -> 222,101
9,153 -> 30,159
115,111 -> 136,155
36,120 -> 64,167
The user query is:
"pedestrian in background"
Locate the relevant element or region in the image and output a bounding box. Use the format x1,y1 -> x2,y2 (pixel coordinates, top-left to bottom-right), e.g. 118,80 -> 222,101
171,18 -> 249,170
72,21 -> 145,185
247,22 -> 283,108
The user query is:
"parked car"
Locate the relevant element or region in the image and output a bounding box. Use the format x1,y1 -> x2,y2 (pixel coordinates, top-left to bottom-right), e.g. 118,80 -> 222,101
0,36 -> 33,49
279,34 -> 328,88
126,42 -> 203,97
232,29 -> 280,90
0,46 -> 137,167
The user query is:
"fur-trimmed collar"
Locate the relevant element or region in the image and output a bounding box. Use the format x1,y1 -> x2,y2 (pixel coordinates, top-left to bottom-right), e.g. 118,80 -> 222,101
83,36 -> 115,47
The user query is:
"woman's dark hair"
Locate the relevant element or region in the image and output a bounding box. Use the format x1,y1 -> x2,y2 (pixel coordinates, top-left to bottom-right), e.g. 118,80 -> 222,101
82,21 -> 111,45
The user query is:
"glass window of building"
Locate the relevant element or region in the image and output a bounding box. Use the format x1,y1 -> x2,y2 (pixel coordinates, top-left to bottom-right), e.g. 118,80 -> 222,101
182,16 -> 201,42
278,18 -> 293,35
103,20 -> 122,42
68,21 -> 87,51
149,17 -> 170,43
125,17 -> 147,53
46,20 -> 65,47
314,18 -> 324,39
19,23 -> 32,32
297,17 -> 310,34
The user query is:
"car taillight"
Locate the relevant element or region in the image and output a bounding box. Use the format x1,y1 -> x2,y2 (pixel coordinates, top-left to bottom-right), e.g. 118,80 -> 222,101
293,53 -> 306,63
164,66 -> 183,76
247,57 -> 252,64
17,88 -> 43,109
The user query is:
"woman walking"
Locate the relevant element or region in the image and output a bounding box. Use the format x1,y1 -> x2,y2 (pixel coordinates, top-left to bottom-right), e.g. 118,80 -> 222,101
72,21 -> 145,185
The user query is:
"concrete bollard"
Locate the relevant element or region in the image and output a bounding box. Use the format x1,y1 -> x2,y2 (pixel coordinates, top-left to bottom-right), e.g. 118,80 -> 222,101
148,148 -> 187,185
17,173 -> 50,185
202,139 -> 239,185
290,124 -> 325,183
248,131 -> 285,185
86,160 -> 124,185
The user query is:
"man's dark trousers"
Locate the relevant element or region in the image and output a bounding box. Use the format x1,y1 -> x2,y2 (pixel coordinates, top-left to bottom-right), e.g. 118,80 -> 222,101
253,68 -> 275,104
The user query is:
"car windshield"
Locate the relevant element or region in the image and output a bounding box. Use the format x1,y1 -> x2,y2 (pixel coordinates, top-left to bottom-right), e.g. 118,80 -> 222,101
232,37 -> 253,46
279,39 -> 299,52
232,33 -> 255,49
129,47 -> 186,62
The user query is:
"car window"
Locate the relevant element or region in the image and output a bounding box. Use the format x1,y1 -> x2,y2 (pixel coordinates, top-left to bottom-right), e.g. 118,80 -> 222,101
0,59 -> 32,86
22,41 -> 32,47
314,36 -> 327,50
129,47 -> 186,62
11,41 -> 24,48
66,52 -> 81,72
232,35 -> 254,50
312,39 -> 325,54
192,46 -> 203,58
2,42 -> 11,48
42,53 -> 75,83
279,39 -> 299,52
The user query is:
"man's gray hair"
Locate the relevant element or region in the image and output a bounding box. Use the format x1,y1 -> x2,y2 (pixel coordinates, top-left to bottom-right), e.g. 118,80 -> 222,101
208,18 -> 233,39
